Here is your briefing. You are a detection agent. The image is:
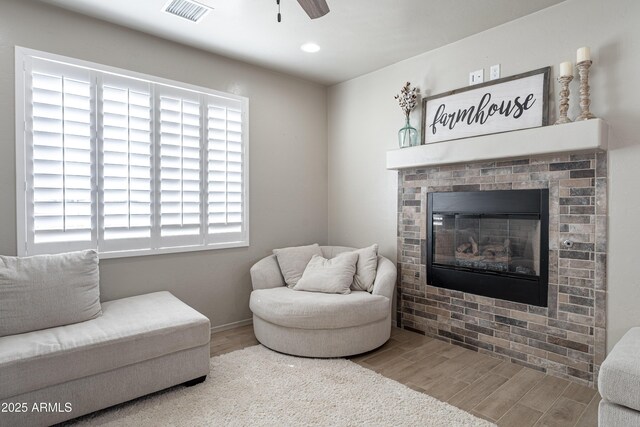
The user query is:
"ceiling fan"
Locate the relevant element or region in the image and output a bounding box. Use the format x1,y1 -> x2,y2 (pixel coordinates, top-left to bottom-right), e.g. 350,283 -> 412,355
276,0 -> 330,22
297,0 -> 330,19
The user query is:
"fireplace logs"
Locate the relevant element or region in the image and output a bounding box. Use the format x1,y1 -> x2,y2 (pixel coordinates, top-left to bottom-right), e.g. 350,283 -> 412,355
482,239 -> 512,257
456,237 -> 511,261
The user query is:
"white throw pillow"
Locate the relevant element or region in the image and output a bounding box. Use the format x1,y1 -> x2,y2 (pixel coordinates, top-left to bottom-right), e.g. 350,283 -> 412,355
273,243 -> 323,288
0,250 -> 102,337
351,244 -> 379,292
293,253 -> 358,295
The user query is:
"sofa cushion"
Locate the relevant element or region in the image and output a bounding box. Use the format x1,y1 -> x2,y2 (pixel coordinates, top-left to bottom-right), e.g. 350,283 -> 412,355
350,244 -> 379,292
599,327 -> 640,411
273,243 -> 323,288
294,253 -> 358,295
0,291 -> 210,400
0,250 -> 102,337
250,287 -> 389,330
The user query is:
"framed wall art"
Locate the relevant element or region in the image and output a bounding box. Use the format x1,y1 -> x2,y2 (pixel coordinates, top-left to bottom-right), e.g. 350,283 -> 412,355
421,67 -> 550,144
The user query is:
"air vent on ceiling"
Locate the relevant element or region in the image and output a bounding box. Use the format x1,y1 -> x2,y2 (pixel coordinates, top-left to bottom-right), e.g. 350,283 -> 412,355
164,0 -> 211,23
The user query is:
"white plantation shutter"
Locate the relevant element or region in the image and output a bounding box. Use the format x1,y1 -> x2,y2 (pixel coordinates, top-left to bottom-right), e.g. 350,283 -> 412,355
98,75 -> 153,252
206,98 -> 246,243
17,48 -> 249,257
24,58 -> 96,254
158,90 -> 203,246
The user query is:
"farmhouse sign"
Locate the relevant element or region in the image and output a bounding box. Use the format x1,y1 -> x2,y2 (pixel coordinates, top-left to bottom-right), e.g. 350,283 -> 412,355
421,67 -> 550,144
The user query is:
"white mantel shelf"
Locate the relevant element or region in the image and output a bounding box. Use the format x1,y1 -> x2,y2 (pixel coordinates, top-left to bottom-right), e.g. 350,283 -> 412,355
386,119 -> 608,170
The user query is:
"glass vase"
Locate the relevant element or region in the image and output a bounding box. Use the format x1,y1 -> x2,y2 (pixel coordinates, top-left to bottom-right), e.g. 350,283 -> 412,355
398,117 -> 418,148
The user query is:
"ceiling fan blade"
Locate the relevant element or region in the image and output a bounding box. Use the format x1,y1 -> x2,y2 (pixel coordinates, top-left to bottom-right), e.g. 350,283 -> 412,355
296,0 -> 330,19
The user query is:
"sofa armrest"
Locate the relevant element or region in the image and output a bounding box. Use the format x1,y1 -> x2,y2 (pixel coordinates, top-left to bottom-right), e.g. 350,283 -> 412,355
250,255 -> 286,291
371,256 -> 397,301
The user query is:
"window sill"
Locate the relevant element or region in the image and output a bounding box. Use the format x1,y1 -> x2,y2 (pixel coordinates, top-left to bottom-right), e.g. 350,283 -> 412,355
98,240 -> 249,260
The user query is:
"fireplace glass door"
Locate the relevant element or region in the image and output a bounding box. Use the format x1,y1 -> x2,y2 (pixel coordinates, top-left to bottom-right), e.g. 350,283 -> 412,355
432,214 -> 540,277
426,189 -> 549,306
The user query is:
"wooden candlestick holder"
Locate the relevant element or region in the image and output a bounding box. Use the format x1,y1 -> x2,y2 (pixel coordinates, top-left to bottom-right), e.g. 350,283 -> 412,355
555,75 -> 574,125
576,60 -> 596,121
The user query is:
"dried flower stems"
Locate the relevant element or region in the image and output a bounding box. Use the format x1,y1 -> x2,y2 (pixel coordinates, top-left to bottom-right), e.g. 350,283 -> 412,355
394,82 -> 419,120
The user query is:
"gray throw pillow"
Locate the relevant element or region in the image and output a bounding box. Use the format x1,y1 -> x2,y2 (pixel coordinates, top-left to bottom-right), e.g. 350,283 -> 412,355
0,250 -> 102,337
293,252 -> 358,295
273,243 -> 323,288
351,244 -> 379,292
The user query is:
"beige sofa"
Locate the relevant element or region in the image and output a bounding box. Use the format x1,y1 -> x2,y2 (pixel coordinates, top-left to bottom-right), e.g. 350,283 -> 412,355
249,246 -> 396,357
0,291 -> 210,427
599,327 -> 640,425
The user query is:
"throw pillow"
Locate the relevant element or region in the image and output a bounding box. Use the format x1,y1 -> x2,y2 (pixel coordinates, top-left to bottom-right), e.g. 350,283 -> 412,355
351,244 -> 379,292
293,252 -> 358,295
273,243 -> 323,288
0,250 -> 102,337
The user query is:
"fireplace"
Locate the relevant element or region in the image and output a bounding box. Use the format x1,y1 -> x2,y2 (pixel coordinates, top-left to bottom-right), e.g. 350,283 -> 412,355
397,152 -> 606,386
427,189 -> 549,306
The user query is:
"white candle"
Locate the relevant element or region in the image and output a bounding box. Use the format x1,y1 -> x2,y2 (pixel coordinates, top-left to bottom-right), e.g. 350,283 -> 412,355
559,61 -> 573,77
577,46 -> 591,63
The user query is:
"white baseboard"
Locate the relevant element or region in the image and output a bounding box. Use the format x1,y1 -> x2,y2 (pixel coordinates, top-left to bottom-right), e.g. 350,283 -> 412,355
210,318 -> 253,334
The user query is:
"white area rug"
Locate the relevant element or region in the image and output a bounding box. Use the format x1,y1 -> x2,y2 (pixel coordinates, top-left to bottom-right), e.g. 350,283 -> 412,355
75,345 -> 494,426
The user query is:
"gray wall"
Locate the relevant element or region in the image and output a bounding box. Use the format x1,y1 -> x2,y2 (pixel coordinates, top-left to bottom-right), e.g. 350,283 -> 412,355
328,0 -> 640,351
0,0 -> 328,328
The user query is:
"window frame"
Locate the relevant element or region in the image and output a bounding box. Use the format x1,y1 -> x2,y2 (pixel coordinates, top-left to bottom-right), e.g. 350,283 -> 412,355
15,46 -> 250,259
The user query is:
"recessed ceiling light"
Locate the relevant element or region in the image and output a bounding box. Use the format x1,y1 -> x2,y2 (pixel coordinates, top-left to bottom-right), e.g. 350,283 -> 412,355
300,43 -> 321,53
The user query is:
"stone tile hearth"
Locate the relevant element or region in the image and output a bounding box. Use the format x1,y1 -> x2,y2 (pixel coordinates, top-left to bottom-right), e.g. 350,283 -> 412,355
396,151 -> 607,387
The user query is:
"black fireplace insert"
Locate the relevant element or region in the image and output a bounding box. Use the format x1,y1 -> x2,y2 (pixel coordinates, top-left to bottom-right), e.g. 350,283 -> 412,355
426,189 -> 549,306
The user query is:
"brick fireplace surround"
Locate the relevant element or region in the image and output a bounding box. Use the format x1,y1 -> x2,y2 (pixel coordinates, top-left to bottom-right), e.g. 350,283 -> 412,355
396,151 -> 606,387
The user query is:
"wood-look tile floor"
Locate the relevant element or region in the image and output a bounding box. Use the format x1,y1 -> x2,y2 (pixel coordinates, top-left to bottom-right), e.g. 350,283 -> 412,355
211,325 -> 599,427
